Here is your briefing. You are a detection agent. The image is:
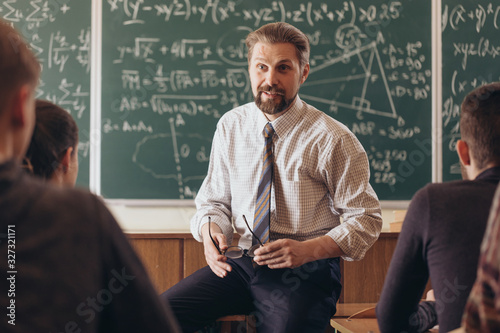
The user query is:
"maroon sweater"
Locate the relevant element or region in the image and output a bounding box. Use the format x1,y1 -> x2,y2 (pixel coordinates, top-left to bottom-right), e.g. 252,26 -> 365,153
376,167 -> 500,333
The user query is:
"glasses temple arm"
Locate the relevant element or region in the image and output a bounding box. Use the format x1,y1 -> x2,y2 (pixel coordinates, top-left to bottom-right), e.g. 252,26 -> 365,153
208,216 -> 222,254
242,215 -> 264,247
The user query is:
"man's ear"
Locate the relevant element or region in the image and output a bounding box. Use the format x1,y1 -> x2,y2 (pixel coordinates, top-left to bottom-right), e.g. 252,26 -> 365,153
456,139 -> 471,166
60,147 -> 74,174
300,63 -> 310,84
11,85 -> 32,127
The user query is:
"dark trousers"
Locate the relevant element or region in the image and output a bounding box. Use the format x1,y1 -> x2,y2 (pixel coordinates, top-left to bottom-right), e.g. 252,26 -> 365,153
161,257 -> 341,333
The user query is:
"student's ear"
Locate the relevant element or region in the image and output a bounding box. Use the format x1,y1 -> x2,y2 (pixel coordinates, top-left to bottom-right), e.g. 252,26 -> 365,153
300,64 -> 310,84
456,139 -> 471,166
11,85 -> 33,127
60,147 -> 74,174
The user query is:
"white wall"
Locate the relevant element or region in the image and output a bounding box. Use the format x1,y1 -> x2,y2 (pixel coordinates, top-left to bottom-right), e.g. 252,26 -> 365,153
107,203 -> 397,234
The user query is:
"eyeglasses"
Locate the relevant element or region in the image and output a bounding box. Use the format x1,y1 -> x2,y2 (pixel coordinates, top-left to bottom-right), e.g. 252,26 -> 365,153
208,215 -> 263,259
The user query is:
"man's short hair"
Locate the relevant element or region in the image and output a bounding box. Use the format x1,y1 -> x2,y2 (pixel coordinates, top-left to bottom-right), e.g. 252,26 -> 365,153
460,82 -> 500,169
0,20 -> 40,113
245,22 -> 310,69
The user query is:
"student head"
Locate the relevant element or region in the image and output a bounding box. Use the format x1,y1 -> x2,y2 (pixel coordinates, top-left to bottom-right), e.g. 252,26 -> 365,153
245,22 -> 310,118
24,100 -> 79,187
457,82 -> 500,180
0,20 -> 40,162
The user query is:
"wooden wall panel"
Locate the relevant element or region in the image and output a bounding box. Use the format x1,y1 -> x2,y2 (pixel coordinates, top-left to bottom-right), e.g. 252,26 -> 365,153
129,238 -> 182,293
340,234 -> 398,303
128,233 -> 408,304
184,238 -> 207,277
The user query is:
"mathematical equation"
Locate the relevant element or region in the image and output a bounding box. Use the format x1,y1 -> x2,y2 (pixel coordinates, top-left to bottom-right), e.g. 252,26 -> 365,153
38,78 -> 90,119
442,3 -> 500,33
1,2 -> 90,73
367,139 -> 431,192
107,0 -> 405,28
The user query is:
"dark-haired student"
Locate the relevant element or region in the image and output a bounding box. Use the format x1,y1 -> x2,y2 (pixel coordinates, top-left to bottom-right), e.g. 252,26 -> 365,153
0,20 -> 179,332
376,82 -> 500,333
23,100 -> 79,186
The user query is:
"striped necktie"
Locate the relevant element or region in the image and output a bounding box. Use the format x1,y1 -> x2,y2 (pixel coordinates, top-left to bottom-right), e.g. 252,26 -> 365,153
253,122 -> 275,245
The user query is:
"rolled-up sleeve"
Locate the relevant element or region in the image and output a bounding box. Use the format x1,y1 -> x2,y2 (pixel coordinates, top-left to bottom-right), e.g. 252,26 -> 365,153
325,132 -> 382,261
190,125 -> 234,245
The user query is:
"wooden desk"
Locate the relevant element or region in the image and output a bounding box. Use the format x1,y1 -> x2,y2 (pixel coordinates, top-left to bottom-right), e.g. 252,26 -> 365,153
334,303 -> 376,318
331,318 -> 439,333
331,318 -> 379,333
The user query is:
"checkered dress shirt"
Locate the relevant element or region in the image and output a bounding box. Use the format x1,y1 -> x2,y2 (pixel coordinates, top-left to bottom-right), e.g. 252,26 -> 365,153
191,96 -> 382,261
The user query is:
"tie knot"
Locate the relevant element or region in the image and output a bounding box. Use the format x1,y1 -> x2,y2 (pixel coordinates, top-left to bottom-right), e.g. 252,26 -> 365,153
264,123 -> 274,138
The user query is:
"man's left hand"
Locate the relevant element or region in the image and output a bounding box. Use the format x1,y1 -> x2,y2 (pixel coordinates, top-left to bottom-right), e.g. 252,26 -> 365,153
252,235 -> 345,269
253,239 -> 312,269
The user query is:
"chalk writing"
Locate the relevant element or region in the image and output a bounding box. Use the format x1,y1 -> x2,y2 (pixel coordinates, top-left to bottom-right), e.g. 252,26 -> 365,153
2,0 -> 91,187
442,1 -> 500,181
99,0 -> 432,200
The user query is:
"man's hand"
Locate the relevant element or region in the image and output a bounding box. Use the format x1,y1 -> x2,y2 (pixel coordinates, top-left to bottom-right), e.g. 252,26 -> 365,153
201,223 -> 232,278
253,239 -> 311,269
253,236 -> 345,269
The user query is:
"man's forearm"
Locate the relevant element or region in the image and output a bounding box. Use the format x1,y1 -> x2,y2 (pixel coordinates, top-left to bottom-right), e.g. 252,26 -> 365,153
302,235 -> 345,262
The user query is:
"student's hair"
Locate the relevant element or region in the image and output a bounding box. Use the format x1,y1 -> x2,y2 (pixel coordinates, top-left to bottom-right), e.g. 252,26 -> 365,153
0,20 -> 40,113
24,100 -> 79,179
460,82 -> 500,169
245,22 -> 310,69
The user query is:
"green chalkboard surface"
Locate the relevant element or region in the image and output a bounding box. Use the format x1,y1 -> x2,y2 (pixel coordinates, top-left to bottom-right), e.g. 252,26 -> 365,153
442,1 -> 500,181
2,0 -> 91,188
101,0 -> 432,201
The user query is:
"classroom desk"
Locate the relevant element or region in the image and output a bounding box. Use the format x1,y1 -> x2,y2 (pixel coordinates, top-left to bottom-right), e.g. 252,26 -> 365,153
334,303 -> 377,318
330,318 -> 439,333
331,318 -> 380,333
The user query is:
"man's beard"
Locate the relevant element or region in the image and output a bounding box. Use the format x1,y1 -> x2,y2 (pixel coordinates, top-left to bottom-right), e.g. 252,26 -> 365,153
255,85 -> 295,115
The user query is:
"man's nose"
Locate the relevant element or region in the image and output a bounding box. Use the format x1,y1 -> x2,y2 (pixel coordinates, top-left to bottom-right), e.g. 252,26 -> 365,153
264,69 -> 279,86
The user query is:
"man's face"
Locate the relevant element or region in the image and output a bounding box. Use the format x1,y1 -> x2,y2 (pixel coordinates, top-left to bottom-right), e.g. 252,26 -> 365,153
249,42 -> 309,117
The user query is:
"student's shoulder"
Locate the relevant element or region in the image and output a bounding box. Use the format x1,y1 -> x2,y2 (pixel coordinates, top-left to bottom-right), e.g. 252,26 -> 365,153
26,177 -> 110,222
421,178 -> 497,195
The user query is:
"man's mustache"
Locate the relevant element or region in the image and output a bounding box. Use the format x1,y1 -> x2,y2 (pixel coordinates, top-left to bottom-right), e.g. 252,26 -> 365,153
258,86 -> 285,96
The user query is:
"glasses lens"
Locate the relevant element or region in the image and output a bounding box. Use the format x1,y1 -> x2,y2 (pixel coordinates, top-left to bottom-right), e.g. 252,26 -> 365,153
247,244 -> 261,258
225,246 -> 243,259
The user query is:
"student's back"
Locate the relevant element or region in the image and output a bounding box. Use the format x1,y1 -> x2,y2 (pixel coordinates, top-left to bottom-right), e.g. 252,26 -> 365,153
376,170 -> 500,332
0,160 -> 180,332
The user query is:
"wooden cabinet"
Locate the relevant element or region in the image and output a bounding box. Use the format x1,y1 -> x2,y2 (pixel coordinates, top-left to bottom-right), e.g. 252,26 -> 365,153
339,233 -> 398,303
128,232 -> 399,302
128,234 -> 189,293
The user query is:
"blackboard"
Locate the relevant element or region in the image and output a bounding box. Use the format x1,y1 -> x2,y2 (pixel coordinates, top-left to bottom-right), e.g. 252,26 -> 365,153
441,1 -> 500,181
2,0 -> 91,188
100,0 -> 433,201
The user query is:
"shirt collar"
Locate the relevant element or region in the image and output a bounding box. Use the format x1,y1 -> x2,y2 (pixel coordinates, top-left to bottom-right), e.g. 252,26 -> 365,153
254,95 -> 305,140
475,166 -> 500,183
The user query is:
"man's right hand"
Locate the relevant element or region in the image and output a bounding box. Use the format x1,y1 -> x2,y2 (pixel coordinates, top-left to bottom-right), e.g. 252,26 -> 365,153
201,223 -> 232,278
